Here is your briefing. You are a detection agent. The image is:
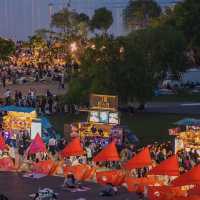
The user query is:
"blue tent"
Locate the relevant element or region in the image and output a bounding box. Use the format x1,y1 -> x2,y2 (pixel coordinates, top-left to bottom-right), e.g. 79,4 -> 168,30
174,118 -> 200,126
0,105 -> 35,113
40,117 -> 52,129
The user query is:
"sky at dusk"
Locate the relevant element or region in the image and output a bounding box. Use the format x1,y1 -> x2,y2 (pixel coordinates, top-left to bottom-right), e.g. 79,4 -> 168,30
0,0 -> 181,40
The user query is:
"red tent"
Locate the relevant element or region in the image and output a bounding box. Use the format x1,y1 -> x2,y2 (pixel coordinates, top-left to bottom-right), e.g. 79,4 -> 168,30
0,136 -> 6,151
148,186 -> 186,200
172,164 -> 200,186
123,147 -> 152,169
93,142 -> 120,162
27,133 -> 47,155
61,138 -> 84,157
188,185 -> 200,196
32,160 -> 55,175
148,155 -> 180,176
96,170 -> 125,186
0,157 -> 15,171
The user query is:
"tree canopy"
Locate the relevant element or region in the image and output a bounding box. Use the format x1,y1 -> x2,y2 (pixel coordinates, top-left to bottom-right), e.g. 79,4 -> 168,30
124,0 -> 161,29
90,7 -> 113,34
68,27 -> 186,104
0,37 -> 15,61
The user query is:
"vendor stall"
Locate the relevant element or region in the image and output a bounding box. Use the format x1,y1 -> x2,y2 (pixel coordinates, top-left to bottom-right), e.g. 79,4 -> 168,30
0,106 -> 38,141
171,119 -> 200,152
65,94 -> 138,146
0,106 -> 37,131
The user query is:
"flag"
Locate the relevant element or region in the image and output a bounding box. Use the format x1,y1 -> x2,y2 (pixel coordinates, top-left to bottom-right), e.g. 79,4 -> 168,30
123,147 -> 152,169
148,155 -> 180,176
93,141 -> 120,162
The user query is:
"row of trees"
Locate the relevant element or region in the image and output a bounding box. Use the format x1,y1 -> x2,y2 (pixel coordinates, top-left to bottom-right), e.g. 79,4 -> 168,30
0,0 -> 199,105
68,27 -> 186,105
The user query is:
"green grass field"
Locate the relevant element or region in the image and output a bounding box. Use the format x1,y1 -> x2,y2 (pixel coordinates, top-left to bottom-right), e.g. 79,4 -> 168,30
152,94 -> 200,102
48,112 -> 200,145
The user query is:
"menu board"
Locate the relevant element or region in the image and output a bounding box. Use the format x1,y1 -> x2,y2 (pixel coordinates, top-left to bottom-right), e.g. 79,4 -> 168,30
99,111 -> 109,123
90,94 -> 118,111
89,111 -> 100,123
89,111 -> 119,125
109,112 -> 119,124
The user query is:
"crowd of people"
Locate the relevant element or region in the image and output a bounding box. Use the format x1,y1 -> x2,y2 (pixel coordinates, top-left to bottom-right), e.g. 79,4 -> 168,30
1,88 -> 79,115
0,40 -> 80,89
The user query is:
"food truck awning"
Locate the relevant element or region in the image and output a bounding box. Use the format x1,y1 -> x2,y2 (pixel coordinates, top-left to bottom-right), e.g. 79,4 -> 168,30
0,105 -> 35,113
174,118 -> 200,126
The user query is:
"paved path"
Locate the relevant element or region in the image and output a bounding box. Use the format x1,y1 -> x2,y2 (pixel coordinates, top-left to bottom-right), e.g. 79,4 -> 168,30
0,81 -> 67,98
0,172 -> 139,200
146,102 -> 200,114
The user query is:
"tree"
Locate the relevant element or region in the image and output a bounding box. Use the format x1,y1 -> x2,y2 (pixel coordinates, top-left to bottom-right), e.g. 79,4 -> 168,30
0,37 -> 15,61
51,8 -> 90,38
90,7 -> 113,34
124,0 -> 161,29
151,0 -> 200,65
67,35 -> 123,103
121,27 -> 186,103
67,27 -> 186,105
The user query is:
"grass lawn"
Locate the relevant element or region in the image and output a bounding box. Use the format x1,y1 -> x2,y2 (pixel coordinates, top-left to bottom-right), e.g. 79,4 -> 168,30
48,112 -> 200,146
152,94 -> 200,102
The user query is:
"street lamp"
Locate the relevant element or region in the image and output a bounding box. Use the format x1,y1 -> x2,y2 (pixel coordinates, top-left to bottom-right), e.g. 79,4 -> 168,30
70,42 -> 77,52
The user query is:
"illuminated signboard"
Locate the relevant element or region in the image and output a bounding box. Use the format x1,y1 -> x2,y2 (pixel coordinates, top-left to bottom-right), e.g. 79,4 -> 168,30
90,94 -> 118,111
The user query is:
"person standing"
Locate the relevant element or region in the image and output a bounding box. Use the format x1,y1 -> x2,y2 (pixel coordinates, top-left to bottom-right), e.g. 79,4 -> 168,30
4,89 -> 11,105
48,137 -> 57,155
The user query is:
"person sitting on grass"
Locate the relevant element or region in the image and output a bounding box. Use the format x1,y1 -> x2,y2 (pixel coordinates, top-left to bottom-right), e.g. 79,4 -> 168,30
62,173 -> 77,188
99,183 -> 118,197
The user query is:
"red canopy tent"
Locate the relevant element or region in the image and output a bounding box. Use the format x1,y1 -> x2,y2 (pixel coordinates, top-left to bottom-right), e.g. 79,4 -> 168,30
93,141 -> 120,162
96,170 -> 125,186
172,164 -> 200,186
27,133 -> 47,155
0,157 -> 15,171
148,155 -> 180,176
148,186 -> 186,200
61,138 -> 85,157
0,135 -> 6,151
188,185 -> 200,196
123,147 -> 152,169
32,160 -> 55,175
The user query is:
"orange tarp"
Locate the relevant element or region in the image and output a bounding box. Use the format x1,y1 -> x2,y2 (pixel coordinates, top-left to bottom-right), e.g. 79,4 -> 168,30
93,142 -> 120,162
123,147 -> 152,169
172,165 -> 200,186
27,133 -> 47,155
63,164 -> 94,181
96,170 -> 125,186
32,160 -> 54,175
148,155 -> 180,176
0,136 -> 6,150
124,176 -> 163,192
82,167 -> 96,181
148,186 -> 186,200
0,157 -> 15,171
61,138 -> 85,157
